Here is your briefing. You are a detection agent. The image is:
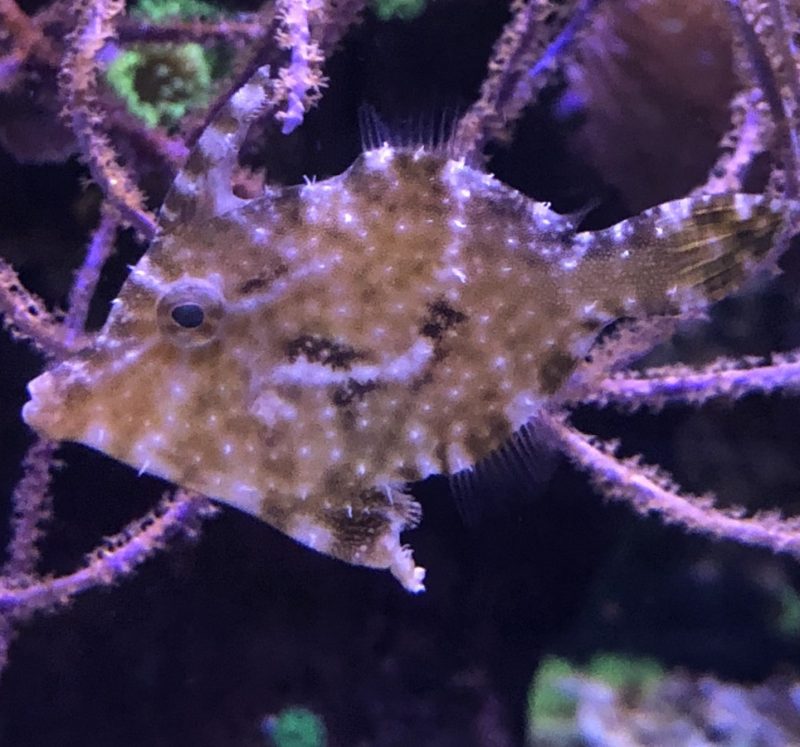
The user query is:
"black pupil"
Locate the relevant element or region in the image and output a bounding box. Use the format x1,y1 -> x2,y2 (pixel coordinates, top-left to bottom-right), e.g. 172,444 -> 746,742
171,303 -> 205,329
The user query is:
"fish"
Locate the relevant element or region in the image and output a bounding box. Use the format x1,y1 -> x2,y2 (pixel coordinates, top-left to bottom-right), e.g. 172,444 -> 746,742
21,71 -> 786,592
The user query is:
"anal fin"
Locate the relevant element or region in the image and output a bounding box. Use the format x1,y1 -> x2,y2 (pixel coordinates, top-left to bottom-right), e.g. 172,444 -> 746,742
449,417 -> 560,526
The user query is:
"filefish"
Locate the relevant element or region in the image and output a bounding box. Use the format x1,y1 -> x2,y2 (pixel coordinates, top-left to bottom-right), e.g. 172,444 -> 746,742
22,72 -> 785,591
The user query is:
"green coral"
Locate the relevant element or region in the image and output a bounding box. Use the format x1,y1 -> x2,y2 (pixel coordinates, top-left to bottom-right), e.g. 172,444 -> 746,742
134,0 -> 221,22
777,584 -> 800,637
528,657 -> 578,730
528,653 -> 664,738
105,0 -> 228,128
107,0 -> 425,128
584,652 -> 663,692
262,707 -> 326,747
106,43 -> 213,128
370,0 -> 427,22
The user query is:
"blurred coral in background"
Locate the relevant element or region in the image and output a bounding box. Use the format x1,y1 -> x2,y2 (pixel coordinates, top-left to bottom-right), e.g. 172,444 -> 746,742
566,0 -> 737,212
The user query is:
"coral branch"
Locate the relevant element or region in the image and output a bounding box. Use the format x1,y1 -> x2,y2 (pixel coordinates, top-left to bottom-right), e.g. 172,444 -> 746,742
453,0 -> 597,161
560,316 -> 703,404
2,438 -> 58,581
274,0 -> 327,135
117,15 -> 264,44
696,88 -> 772,195
550,416 -> 800,559
692,2 -> 773,195
575,353 -> 800,411
59,0 -> 157,238
177,0 -> 359,152
271,0 -> 365,135
0,258 -> 70,358
0,0 -> 43,82
766,0 -> 800,198
64,209 -> 119,344
0,490 -> 216,617
729,0 -> 798,202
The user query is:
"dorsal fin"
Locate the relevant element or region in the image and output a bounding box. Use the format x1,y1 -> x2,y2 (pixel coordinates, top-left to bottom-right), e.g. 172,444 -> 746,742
159,66 -> 275,232
358,104 -> 460,157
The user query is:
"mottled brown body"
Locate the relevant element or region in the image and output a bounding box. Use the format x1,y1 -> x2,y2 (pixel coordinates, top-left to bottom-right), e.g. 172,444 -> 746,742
22,99 -> 786,590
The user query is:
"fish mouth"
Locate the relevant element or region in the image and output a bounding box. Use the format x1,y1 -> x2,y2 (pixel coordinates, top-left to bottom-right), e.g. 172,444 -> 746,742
22,371 -> 63,439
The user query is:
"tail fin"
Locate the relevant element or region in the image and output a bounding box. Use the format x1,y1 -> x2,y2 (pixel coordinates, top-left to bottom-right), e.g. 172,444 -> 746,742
569,193 -> 790,320
654,193 -> 785,301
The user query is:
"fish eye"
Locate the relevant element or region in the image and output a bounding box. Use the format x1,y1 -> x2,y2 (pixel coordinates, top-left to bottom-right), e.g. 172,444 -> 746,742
171,303 -> 205,329
156,279 -> 225,348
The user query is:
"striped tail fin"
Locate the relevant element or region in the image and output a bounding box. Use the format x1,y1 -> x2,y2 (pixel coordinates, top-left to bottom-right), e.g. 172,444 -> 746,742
651,193 -> 786,301
567,192 -> 790,320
